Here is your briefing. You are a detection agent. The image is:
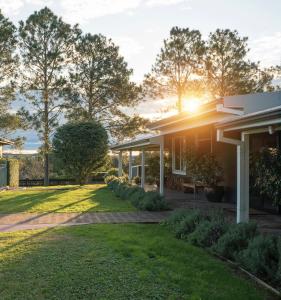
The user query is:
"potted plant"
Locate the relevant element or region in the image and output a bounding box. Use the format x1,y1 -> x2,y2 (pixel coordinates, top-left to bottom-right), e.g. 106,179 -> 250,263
196,154 -> 224,202
251,147 -> 281,213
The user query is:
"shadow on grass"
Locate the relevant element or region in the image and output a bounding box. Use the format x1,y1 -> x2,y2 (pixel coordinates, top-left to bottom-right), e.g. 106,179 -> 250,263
0,224 -> 272,300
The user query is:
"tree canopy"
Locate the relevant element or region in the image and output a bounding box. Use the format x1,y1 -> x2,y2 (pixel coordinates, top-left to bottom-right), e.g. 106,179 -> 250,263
0,10 -> 21,137
143,27 -> 278,112
205,29 -> 274,98
65,33 -> 146,141
18,7 -> 79,184
143,27 -> 205,112
52,121 -> 108,185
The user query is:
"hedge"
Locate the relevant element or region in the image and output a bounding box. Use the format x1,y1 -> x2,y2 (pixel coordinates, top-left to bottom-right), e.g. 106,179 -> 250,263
105,175 -> 168,211
0,158 -> 19,187
162,209 -> 281,292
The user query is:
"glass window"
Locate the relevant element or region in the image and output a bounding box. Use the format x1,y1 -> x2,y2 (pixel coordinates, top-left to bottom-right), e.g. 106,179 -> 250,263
173,137 -> 186,174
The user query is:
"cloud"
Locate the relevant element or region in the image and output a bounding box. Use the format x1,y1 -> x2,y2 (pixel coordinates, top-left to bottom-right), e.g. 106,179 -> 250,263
145,0 -> 187,7
113,37 -> 143,60
249,32 -> 281,67
59,0 -> 141,23
0,0 -> 24,15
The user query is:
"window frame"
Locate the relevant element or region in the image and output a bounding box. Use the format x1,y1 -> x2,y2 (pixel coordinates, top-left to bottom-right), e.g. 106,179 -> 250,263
172,136 -> 186,175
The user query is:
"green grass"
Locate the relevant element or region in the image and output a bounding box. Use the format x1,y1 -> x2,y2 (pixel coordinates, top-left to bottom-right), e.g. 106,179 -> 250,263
0,224 -> 275,300
0,184 -> 135,213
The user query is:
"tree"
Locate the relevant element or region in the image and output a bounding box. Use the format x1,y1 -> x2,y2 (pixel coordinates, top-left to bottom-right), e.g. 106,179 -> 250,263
65,33 -> 146,141
143,27 -> 205,113
0,10 -> 21,137
52,121 -> 108,185
18,7 -> 79,185
205,29 -> 274,98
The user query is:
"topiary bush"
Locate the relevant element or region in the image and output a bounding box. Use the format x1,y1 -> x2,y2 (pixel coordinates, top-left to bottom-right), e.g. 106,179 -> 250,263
212,222 -> 258,259
188,213 -> 228,248
174,209 -> 205,239
236,235 -> 279,284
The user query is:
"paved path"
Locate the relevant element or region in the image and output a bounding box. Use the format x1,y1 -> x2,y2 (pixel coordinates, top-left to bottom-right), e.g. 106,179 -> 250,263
0,211 -> 171,232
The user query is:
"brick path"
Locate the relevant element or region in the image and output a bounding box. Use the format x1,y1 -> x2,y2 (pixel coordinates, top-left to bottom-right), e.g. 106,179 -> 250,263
0,211 -> 171,232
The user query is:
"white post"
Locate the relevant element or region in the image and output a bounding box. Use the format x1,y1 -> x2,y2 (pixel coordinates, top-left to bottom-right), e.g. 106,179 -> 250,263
141,149 -> 145,188
159,139 -> 164,196
118,151 -> 122,177
128,150 -> 132,182
236,134 -> 249,223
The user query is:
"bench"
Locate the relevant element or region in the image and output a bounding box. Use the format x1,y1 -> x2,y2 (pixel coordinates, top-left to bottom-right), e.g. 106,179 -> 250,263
182,182 -> 205,200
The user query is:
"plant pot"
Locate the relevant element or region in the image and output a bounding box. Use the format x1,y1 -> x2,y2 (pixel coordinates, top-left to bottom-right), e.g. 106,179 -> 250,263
204,186 -> 224,202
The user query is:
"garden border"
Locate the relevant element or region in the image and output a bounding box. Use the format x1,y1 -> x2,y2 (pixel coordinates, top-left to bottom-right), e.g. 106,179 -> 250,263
210,249 -> 281,297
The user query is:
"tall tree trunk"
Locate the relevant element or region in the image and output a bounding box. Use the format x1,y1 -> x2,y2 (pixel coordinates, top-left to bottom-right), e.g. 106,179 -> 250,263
43,90 -> 49,186
44,152 -> 49,186
177,88 -> 183,113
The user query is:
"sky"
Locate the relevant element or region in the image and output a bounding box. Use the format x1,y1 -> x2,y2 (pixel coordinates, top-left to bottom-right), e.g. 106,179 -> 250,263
2,0 -> 281,151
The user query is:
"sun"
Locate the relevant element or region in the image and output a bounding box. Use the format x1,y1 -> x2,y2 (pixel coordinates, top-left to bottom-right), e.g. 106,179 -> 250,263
183,97 -> 201,113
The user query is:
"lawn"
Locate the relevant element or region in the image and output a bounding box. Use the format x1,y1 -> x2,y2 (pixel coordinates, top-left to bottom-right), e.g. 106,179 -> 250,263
0,184 -> 135,213
0,224 -> 274,300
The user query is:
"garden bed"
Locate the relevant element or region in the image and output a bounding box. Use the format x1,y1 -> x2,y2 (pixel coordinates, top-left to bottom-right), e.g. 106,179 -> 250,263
161,208 -> 281,295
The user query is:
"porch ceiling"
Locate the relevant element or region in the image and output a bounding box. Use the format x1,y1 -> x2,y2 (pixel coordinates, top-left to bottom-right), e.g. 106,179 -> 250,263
110,135 -> 162,151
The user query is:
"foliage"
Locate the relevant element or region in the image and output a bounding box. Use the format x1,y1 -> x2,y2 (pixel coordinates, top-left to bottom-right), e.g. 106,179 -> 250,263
52,121 -> 108,185
161,209 -> 191,231
237,235 -> 280,283
104,175 -> 117,184
212,222 -> 258,259
186,149 -> 223,186
7,159 -> 19,187
0,10 -> 22,137
205,29 -> 274,98
107,177 -> 167,211
174,210 -> 205,239
18,7 -> 79,185
250,147 -> 281,206
143,26 -> 205,112
133,176 -> 141,185
107,168 -> 118,176
188,212 -> 228,248
137,191 -> 167,211
65,32 -> 147,141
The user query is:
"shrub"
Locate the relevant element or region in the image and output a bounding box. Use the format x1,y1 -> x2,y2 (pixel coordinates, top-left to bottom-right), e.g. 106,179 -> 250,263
174,210 -> 205,239
104,175 -> 117,184
276,238 -> 281,286
136,191 -> 167,211
161,209 -> 191,231
212,222 -> 257,259
7,159 -> 19,187
188,214 -> 228,248
237,235 -> 279,283
146,175 -> 156,185
107,168 -> 118,176
133,176 -> 140,185
128,186 -> 146,207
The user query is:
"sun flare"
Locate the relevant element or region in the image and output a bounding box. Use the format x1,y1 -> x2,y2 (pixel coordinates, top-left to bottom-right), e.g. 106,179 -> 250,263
183,97 -> 201,113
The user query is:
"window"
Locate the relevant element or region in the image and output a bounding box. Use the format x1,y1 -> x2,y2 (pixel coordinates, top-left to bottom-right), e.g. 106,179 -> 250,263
172,137 -> 186,175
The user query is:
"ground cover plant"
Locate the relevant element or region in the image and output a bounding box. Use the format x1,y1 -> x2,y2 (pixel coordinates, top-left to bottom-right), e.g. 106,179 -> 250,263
0,224 -> 273,300
0,184 -> 135,213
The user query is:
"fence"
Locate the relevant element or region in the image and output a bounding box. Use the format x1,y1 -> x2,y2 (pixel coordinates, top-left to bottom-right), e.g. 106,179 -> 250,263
0,161 -> 7,186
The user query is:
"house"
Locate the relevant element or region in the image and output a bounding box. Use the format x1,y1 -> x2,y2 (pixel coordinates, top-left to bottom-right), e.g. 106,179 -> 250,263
0,138 -> 13,158
111,91 -> 281,223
